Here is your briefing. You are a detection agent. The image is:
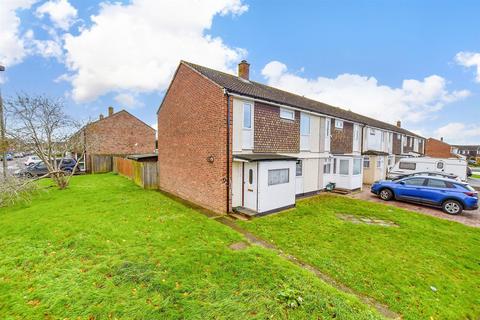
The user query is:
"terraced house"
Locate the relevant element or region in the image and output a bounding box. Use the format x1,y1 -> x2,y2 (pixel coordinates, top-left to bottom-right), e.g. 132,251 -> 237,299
157,61 -> 425,215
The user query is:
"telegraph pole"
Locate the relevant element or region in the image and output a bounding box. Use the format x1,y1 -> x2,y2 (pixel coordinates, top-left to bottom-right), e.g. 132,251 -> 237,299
0,65 -> 7,179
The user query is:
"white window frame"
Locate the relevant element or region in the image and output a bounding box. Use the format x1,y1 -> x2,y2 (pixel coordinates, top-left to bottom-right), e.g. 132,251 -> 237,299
353,158 -> 362,175
363,156 -> 370,168
268,168 -> 289,186
280,108 -> 295,120
339,159 -> 349,175
335,119 -> 344,129
376,157 -> 384,169
300,113 -> 311,151
242,102 -> 253,149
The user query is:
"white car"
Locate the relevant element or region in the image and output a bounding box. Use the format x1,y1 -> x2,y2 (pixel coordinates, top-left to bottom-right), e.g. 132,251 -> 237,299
24,156 -> 42,166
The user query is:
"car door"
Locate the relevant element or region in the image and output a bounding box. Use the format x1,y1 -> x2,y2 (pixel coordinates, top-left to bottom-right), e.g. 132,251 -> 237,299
395,177 -> 427,201
422,179 -> 450,205
34,162 -> 48,176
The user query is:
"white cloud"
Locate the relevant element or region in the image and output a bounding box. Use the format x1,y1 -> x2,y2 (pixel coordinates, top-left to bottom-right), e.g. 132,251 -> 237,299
261,61 -> 469,124
434,122 -> 480,145
62,0 -> 248,103
114,93 -> 143,109
36,0 -> 78,31
455,51 -> 480,83
0,0 -> 37,67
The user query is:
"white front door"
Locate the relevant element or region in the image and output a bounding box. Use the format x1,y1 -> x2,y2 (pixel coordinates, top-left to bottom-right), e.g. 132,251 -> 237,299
243,162 -> 257,211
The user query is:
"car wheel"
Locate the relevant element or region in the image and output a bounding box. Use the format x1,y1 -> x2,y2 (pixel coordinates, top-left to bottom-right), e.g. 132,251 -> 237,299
442,200 -> 463,215
379,188 -> 394,201
25,172 -> 33,178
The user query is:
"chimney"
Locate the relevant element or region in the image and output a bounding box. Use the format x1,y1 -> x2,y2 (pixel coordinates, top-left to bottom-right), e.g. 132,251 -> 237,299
396,120 -> 401,128
99,114 -> 104,120
108,106 -> 114,116
440,137 -> 444,142
238,60 -> 250,80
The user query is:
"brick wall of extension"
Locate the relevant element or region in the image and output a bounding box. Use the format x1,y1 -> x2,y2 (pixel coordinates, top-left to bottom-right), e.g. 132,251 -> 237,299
85,111 -> 156,155
254,102 -> 300,153
157,63 -> 232,213
425,138 -> 453,158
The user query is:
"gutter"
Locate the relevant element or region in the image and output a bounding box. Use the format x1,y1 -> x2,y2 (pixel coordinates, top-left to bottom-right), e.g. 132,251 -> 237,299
224,88 -> 231,213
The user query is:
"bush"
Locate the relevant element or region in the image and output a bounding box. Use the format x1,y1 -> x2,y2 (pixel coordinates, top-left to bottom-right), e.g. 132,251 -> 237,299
0,177 -> 38,207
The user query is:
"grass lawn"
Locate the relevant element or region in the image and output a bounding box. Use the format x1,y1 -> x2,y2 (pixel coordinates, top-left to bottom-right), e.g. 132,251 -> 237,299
239,194 -> 480,320
472,174 -> 480,179
0,174 -> 382,319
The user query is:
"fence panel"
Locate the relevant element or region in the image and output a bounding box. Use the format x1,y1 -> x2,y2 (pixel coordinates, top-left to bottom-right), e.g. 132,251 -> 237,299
113,156 -> 157,189
142,162 -> 158,189
91,155 -> 112,173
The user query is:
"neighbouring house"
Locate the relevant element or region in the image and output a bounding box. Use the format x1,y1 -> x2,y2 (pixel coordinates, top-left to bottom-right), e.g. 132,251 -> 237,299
425,137 -> 460,159
452,144 -> 480,161
74,107 -> 156,173
157,60 -> 425,215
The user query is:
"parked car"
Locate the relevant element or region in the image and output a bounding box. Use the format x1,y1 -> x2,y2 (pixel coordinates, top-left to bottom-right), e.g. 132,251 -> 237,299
392,171 -> 460,181
0,154 -> 13,161
24,155 -> 42,166
13,152 -> 24,158
15,158 -> 77,178
371,176 -> 478,215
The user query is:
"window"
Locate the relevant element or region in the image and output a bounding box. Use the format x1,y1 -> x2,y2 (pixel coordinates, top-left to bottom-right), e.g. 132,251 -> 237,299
248,169 -> 253,184
268,169 -> 289,186
335,119 -> 343,129
300,114 -> 310,135
370,128 -> 376,135
427,179 -> 448,188
397,134 -> 401,140
326,119 -> 331,137
376,157 -> 384,168
280,108 -> 295,120
296,160 -> 303,177
324,159 -> 331,174
410,137 -> 413,147
353,158 -> 362,175
363,156 -> 370,168
333,158 -> 337,174
300,113 -> 310,150
399,162 -> 416,170
339,159 -> 349,175
243,103 -> 252,129
436,162 -> 444,170
403,178 -> 426,186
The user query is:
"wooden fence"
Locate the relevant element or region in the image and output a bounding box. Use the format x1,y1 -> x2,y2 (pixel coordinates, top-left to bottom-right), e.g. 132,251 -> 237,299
113,157 -> 158,189
90,155 -> 113,173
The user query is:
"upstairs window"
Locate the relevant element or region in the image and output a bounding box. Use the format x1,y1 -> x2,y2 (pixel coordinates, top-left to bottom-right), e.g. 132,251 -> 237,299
243,103 -> 252,129
280,108 -> 295,120
335,119 -> 343,129
300,114 -> 310,135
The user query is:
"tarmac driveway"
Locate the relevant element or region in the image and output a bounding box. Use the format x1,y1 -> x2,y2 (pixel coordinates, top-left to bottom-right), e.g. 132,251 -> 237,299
352,186 -> 480,228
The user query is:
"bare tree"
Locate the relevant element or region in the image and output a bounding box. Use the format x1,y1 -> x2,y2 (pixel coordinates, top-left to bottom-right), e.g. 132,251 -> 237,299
5,93 -> 90,189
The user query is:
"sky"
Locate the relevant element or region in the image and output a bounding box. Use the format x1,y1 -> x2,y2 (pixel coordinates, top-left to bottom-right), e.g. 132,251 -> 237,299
1,0 -> 480,144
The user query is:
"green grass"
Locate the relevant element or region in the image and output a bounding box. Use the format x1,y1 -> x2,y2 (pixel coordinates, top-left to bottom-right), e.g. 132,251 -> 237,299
472,174 -> 480,179
0,174 -> 382,319
239,194 -> 480,320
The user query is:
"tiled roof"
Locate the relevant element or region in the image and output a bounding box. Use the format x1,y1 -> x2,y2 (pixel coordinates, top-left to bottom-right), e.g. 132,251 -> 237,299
183,61 -> 423,138
452,145 -> 480,150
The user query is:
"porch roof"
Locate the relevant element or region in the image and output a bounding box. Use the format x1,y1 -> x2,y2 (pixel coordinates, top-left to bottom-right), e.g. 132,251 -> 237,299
362,150 -> 390,156
233,154 -> 298,162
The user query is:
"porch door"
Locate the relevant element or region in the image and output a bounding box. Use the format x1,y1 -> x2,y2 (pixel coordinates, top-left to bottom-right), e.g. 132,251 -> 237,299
243,162 -> 257,211
295,160 -> 304,195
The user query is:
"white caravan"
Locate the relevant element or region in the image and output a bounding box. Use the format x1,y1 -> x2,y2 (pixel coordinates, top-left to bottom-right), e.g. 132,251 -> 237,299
387,157 -> 468,181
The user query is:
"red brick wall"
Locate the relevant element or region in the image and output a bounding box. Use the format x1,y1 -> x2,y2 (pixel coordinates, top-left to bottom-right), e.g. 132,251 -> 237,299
157,63 -> 230,213
253,102 -> 300,153
330,119 -> 353,154
85,111 -> 156,155
425,138 -> 452,158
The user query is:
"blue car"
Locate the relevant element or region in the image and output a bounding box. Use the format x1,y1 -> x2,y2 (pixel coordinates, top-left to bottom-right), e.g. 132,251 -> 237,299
371,176 -> 478,215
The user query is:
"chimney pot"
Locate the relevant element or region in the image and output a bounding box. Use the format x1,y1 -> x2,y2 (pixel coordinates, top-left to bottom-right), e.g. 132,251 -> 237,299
108,106 -> 114,116
396,120 -> 401,128
99,114 -> 104,120
441,137 -> 443,142
238,60 -> 250,80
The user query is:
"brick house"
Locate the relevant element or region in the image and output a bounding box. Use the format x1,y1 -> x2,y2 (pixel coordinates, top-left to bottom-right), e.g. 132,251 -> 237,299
157,60 -> 424,214
425,138 -> 459,158
76,107 -> 156,172
451,144 -> 480,160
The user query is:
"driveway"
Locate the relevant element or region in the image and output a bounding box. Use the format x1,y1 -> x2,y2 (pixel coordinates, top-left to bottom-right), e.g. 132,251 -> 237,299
351,186 -> 480,228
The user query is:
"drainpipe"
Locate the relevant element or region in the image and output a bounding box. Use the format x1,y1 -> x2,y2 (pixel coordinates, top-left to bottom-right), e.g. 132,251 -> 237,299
224,88 -> 231,213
